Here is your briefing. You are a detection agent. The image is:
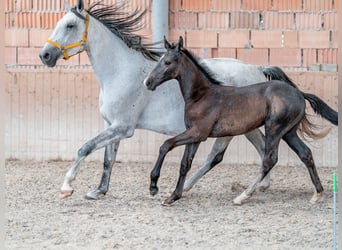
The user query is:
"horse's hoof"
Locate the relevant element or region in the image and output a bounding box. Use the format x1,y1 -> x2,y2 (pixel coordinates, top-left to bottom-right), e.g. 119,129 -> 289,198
150,187 -> 159,196
258,184 -> 270,192
233,191 -> 250,205
60,189 -> 74,199
183,182 -> 193,192
310,191 -> 324,204
84,189 -> 104,200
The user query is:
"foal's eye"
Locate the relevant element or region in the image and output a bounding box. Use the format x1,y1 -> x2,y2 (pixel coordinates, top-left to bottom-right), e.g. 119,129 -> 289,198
164,61 -> 171,65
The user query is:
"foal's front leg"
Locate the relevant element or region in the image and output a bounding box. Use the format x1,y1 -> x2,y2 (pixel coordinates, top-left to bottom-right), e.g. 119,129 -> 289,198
150,128 -> 205,198
163,143 -> 200,206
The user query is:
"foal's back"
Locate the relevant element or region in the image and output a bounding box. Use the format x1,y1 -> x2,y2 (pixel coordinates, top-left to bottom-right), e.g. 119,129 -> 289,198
202,80 -> 305,137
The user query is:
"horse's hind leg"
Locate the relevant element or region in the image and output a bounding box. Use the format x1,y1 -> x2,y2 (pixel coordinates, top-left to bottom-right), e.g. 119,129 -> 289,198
283,130 -> 324,204
234,130 -> 281,205
183,136 -> 231,191
244,129 -> 271,190
85,142 -> 120,200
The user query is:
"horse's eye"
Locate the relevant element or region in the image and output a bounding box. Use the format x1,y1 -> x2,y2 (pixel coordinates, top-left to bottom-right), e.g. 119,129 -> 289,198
164,61 -> 171,65
66,24 -> 75,30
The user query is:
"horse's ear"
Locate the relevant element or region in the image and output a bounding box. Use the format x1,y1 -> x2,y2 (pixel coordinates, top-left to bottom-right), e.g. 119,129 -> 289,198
77,0 -> 84,12
64,0 -> 71,12
176,36 -> 184,51
164,36 -> 171,50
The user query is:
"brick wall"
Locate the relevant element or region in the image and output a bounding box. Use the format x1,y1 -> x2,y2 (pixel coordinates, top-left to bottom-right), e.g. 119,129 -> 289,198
4,0 -> 338,71
4,0 -> 338,164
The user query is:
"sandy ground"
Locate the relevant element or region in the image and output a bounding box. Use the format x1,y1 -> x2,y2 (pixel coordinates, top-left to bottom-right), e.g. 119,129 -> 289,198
5,160 -> 337,249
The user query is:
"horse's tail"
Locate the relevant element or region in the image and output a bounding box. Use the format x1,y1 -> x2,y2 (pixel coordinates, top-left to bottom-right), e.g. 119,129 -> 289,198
262,66 -> 338,140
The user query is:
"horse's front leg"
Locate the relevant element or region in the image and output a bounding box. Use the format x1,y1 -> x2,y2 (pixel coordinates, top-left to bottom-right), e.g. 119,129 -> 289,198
85,142 -> 120,200
163,143 -> 200,206
60,125 -> 134,199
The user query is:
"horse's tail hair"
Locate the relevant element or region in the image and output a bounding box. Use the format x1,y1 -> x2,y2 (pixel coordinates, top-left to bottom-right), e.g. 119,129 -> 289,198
262,66 -> 338,140
302,92 -> 338,126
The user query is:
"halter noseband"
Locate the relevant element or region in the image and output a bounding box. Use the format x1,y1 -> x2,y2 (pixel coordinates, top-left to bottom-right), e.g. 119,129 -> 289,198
46,10 -> 90,60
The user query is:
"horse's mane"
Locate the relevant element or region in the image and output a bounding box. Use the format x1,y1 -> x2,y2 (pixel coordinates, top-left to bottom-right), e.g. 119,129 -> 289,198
179,48 -> 223,85
87,2 -> 163,61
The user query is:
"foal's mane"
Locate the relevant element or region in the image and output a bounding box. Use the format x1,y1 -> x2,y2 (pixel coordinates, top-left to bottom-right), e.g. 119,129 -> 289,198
180,48 -> 223,85
87,1 -> 162,61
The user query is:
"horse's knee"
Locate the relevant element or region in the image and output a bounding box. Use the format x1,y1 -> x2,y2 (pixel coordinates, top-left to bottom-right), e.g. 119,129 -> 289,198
262,152 -> 278,175
78,141 -> 96,157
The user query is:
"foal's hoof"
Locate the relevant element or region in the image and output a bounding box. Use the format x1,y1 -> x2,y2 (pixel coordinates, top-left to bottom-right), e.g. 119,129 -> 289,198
84,189 -> 105,200
60,189 -> 74,199
150,187 -> 159,196
161,198 -> 175,207
310,192 -> 324,204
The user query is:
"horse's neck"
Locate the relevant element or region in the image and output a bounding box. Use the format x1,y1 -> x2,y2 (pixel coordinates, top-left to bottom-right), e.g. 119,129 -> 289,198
86,18 -> 150,88
177,56 -> 211,101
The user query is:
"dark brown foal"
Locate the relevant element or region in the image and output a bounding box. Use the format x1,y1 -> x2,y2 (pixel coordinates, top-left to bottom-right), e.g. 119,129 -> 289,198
143,36 -> 337,206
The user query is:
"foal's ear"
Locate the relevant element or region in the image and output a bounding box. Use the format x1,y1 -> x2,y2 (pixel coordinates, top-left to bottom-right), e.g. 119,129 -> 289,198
176,36 -> 184,51
64,0 -> 71,12
77,0 -> 84,12
164,36 -> 171,49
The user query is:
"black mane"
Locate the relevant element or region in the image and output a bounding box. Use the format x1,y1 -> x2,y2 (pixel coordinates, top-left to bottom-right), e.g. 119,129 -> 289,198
180,48 -> 223,85
87,2 -> 162,61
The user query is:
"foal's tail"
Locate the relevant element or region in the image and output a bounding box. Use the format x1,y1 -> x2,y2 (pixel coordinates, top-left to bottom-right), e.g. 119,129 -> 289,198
262,66 -> 338,139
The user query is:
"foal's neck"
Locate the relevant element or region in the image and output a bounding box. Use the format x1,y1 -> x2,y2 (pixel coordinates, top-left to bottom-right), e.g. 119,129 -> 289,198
176,54 -> 213,102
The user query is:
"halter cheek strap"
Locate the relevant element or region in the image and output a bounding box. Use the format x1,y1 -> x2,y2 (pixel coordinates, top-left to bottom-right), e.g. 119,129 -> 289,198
46,12 -> 90,60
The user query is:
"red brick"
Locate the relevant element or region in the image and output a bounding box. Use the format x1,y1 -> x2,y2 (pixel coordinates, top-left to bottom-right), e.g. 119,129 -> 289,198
272,0 -> 303,10
169,0 -> 182,11
170,12 -> 198,29
219,30 -> 250,48
4,47 -> 17,65
269,48 -> 301,66
182,0 -> 210,10
212,48 -> 236,58
283,31 -> 298,48
295,13 -> 322,30
187,30 -> 218,48
80,52 -> 91,66
230,12 -> 260,29
237,48 -> 269,65
298,31 -> 330,48
331,31 -> 338,48
5,29 -> 29,46
17,47 -> 44,65
188,48 -> 213,58
242,0 -> 271,10
29,29 -> 54,47
198,12 -> 229,30
251,30 -> 283,48
302,49 -> 317,67
324,12 -> 338,30
317,49 -> 338,64
264,12 -> 294,29
303,0 -> 333,10
168,30 -> 186,42
212,0 -> 241,10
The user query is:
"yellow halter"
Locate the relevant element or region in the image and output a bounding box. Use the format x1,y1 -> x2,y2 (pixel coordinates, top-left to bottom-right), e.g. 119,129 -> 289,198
46,12 -> 90,60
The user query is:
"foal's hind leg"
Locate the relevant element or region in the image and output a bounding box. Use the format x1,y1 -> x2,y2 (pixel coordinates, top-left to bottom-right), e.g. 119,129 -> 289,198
283,130 -> 324,204
85,142 -> 120,200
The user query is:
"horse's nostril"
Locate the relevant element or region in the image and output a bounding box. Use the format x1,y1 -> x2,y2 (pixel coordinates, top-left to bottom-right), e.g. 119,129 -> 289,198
43,52 -> 51,60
